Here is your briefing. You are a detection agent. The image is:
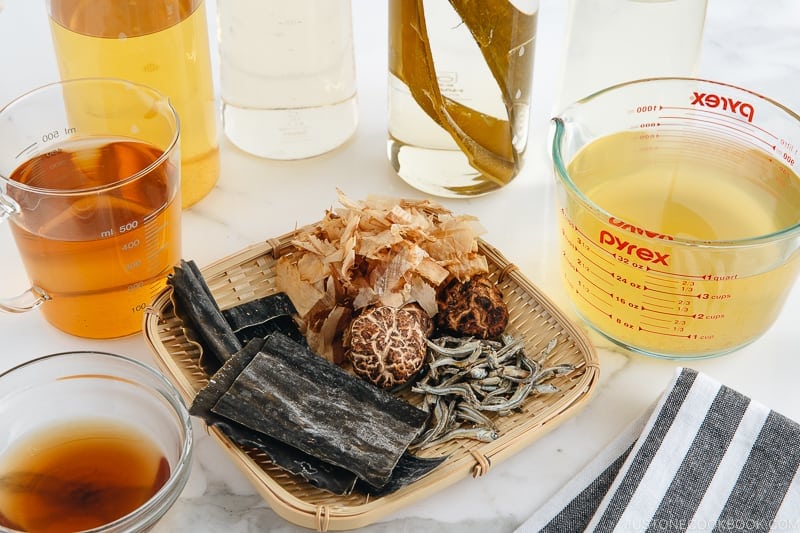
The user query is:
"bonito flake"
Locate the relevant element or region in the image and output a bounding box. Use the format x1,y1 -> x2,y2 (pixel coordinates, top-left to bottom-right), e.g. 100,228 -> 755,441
276,190 -> 488,362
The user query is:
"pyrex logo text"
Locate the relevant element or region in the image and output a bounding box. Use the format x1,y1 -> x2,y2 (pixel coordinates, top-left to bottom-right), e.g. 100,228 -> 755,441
690,91 -> 755,123
609,217 -> 673,241
599,230 -> 670,266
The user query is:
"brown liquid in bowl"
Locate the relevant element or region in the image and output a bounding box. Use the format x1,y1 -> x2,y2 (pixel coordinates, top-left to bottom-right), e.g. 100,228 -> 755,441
0,419 -> 169,532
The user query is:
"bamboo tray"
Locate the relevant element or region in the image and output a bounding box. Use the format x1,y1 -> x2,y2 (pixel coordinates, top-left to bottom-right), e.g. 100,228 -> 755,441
143,230 -> 600,531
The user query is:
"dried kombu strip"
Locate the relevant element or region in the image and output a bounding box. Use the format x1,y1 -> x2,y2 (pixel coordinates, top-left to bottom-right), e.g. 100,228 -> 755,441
223,293 -> 296,330
355,452 -> 447,497
233,314 -> 305,345
211,419 -> 359,495
192,336 -> 442,495
168,260 -> 242,367
211,333 -> 429,488
391,0 -> 536,184
190,337 -> 266,414
221,293 -> 305,346
171,261 -> 442,492
190,338 -> 359,495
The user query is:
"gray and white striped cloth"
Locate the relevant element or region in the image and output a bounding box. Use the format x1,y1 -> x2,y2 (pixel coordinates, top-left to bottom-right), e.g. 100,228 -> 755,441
516,367 -> 800,532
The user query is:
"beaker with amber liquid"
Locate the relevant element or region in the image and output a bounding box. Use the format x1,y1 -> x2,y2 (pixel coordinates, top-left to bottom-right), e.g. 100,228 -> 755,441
0,79 -> 182,339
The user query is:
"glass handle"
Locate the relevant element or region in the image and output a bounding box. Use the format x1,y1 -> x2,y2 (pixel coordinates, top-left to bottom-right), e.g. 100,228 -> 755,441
0,192 -> 19,220
0,286 -> 50,313
0,193 -> 51,313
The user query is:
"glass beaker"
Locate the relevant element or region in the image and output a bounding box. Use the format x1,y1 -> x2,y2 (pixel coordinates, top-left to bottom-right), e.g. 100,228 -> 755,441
552,77 -> 800,358
218,0 -> 358,160
46,0 -> 218,209
388,0 -> 539,198
0,78 -> 182,339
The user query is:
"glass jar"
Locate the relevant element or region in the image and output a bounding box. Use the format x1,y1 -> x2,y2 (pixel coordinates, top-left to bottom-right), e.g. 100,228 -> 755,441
218,0 -> 358,160
388,0 -> 539,198
554,0 -> 708,112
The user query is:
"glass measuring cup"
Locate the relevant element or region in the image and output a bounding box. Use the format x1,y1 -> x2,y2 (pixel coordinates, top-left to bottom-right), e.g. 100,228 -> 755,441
0,78 -> 181,339
552,77 -> 800,358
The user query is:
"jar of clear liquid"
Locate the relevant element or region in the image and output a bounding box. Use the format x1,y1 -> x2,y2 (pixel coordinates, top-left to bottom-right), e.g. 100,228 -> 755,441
218,0 -> 358,160
554,0 -> 708,112
388,0 -> 539,198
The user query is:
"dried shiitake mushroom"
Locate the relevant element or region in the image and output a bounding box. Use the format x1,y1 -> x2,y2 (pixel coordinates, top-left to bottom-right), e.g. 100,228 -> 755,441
345,304 -> 430,389
276,190 -> 488,361
436,274 -> 508,339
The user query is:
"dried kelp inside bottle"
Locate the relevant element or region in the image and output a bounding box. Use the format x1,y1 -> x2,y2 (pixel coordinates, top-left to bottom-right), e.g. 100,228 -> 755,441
388,0 -> 538,197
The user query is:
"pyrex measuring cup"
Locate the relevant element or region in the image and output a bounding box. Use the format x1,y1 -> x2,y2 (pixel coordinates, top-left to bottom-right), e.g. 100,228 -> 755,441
552,77 -> 800,358
0,78 -> 181,338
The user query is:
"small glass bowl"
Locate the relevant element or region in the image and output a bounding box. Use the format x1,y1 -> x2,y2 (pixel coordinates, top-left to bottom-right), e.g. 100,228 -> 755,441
0,351 -> 193,532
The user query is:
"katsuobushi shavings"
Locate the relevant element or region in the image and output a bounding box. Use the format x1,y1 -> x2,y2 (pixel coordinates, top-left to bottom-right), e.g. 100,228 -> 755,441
276,190 -> 489,362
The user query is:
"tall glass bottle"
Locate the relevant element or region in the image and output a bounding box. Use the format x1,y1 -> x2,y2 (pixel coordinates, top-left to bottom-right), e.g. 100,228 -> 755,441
47,0 -> 220,209
554,0 -> 708,112
218,0 -> 358,160
388,0 -> 539,198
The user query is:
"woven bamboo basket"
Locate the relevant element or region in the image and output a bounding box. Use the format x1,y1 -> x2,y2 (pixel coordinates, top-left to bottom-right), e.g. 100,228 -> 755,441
143,230 -> 600,531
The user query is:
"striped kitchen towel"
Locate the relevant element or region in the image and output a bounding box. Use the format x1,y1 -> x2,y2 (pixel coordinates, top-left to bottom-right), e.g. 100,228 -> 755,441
516,367 -> 800,532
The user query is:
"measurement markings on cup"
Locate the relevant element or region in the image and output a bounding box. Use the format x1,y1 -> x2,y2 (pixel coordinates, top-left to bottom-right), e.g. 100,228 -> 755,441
561,215 -> 617,318
556,79 -> 800,356
15,143 -> 39,160
17,127 -> 80,160
656,102 -> 786,159
143,212 -> 167,251
560,207 -> 736,342
564,275 -> 612,319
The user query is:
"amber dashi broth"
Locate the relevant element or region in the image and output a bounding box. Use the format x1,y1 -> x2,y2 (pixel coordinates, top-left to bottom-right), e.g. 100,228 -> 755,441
9,139 -> 181,338
48,0 -> 219,208
0,419 -> 169,532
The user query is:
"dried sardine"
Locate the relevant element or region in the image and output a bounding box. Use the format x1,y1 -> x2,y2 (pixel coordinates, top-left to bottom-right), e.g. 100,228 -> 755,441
410,334 -> 572,450
417,427 -> 499,449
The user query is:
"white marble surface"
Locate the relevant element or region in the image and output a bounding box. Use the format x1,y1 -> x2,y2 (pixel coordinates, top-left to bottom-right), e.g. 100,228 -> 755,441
1,1 -> 799,531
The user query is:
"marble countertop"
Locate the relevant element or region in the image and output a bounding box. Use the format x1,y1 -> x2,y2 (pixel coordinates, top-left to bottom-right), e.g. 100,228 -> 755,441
1,0 -> 799,531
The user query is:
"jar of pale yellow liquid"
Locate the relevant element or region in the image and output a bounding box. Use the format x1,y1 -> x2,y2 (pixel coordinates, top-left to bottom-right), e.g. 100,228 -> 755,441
46,0 -> 219,209
388,0 -> 539,198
